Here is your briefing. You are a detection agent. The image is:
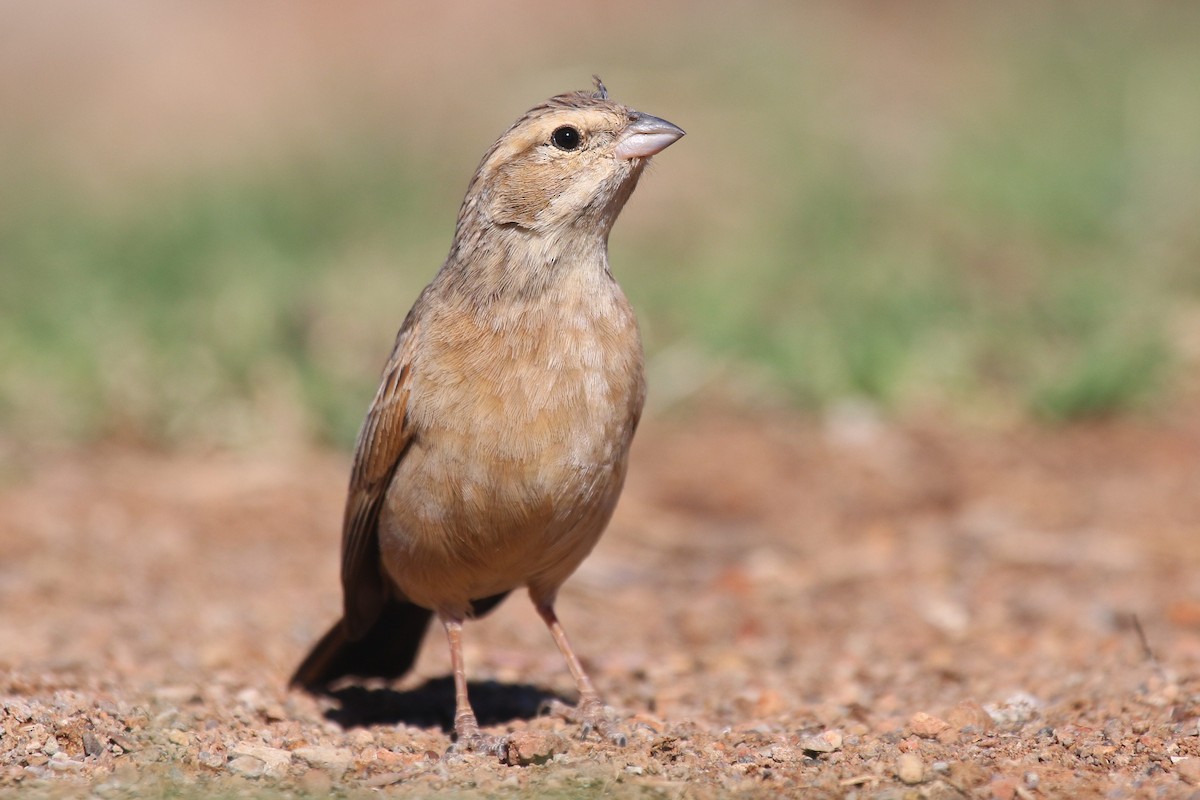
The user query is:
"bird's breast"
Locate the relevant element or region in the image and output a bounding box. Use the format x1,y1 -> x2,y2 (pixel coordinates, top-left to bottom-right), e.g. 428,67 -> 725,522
378,270 -> 645,613
415,278 -> 644,471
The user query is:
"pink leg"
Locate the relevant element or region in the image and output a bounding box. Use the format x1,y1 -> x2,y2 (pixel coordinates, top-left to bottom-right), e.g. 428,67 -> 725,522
441,615 -> 506,756
535,602 -> 626,745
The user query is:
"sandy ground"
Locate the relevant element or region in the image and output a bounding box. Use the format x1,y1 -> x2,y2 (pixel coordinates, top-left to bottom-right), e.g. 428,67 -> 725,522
2,408 -> 1200,798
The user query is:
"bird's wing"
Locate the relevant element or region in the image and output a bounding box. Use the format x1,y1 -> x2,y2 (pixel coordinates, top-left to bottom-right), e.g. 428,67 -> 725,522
339,310 -> 421,640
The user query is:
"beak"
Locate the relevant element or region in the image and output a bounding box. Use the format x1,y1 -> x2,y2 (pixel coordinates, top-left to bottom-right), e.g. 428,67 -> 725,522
614,112 -> 685,160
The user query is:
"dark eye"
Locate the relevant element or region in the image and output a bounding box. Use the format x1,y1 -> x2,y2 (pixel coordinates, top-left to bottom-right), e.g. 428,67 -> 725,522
551,126 -> 581,151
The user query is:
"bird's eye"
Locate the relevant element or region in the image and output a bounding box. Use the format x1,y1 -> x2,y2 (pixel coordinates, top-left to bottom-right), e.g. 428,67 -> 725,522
551,126 -> 582,151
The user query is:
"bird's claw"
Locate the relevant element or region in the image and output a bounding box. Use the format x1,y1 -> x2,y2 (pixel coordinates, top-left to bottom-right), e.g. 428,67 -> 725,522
448,731 -> 508,759
546,696 -> 627,746
448,712 -> 508,759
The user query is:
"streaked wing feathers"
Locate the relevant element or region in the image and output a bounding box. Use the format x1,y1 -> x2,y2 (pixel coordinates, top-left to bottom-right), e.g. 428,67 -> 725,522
339,319 -> 419,639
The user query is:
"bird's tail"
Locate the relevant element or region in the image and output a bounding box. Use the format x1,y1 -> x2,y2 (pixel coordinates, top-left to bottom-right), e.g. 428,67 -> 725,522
289,598 -> 433,695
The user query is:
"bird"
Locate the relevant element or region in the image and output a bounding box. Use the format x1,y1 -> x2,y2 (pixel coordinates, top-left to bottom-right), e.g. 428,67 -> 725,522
289,78 -> 684,755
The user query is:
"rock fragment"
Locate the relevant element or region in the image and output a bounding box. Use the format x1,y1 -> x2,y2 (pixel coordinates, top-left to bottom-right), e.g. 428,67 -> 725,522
229,743 -> 291,778
896,752 -> 926,784
799,730 -> 843,754
908,712 -> 950,739
292,745 -> 353,775
502,731 -> 568,767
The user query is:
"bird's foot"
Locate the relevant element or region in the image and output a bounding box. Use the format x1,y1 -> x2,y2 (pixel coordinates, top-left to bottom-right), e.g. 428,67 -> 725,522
448,713 -> 507,759
546,695 -> 627,746
449,731 -> 508,758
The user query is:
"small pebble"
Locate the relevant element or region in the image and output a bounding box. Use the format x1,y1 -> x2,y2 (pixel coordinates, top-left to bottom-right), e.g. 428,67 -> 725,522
3,700 -> 33,722
896,752 -> 926,785
799,730 -> 843,753
229,743 -> 291,777
909,712 -> 950,739
110,732 -> 136,752
226,755 -> 265,778
47,752 -> 84,772
503,731 -> 568,767
946,700 -> 995,732
985,692 -> 1041,727
262,704 -> 288,722
82,731 -> 106,758
292,745 -> 353,775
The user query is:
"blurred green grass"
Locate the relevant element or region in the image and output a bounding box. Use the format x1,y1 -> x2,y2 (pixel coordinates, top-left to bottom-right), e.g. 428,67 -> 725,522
0,144 -> 460,445
2,3 -> 1199,447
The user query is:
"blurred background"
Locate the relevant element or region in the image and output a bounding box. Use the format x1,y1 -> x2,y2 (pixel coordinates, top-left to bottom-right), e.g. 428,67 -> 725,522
3,1 -> 1199,451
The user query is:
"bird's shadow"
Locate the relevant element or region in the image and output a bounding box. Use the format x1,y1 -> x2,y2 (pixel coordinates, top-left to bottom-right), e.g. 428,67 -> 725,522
320,677 -> 567,732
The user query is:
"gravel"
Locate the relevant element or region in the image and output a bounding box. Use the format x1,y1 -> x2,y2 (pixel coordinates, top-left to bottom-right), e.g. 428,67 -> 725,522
2,410 -> 1200,797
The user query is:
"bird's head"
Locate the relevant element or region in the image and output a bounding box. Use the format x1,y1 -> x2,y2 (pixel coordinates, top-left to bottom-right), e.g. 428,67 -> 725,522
457,80 -> 685,242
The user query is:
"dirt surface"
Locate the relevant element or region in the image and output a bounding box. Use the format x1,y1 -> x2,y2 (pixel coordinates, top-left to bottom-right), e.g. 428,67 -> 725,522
2,408 -> 1200,798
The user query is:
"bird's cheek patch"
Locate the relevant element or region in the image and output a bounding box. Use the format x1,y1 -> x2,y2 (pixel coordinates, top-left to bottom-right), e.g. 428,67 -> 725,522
488,167 -> 572,229
486,180 -> 549,228
488,192 -> 545,228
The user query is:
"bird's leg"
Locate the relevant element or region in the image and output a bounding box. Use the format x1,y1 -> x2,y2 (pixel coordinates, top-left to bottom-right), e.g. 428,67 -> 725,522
441,615 -> 506,756
535,602 -> 627,746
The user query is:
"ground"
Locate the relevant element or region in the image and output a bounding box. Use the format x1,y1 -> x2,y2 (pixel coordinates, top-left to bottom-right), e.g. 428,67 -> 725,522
2,407 -> 1200,798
